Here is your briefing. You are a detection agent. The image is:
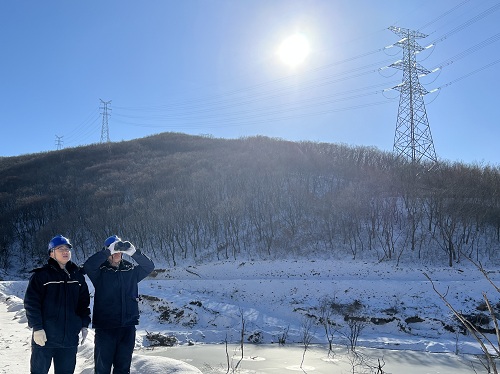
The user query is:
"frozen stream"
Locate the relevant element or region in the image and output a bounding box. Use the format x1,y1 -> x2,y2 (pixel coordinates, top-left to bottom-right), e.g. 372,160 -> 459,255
143,344 -> 482,373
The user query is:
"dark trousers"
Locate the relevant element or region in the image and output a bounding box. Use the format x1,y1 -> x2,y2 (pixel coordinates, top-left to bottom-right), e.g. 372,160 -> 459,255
94,326 -> 136,374
30,345 -> 77,374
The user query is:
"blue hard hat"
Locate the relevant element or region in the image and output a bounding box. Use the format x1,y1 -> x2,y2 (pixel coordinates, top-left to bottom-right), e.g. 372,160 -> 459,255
104,235 -> 121,247
48,235 -> 72,253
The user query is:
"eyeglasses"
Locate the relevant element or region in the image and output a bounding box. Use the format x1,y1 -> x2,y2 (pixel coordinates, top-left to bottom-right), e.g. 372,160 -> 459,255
54,246 -> 71,253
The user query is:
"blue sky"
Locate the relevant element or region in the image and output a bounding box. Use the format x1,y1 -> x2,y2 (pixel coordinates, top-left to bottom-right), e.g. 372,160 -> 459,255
1,0 -> 499,165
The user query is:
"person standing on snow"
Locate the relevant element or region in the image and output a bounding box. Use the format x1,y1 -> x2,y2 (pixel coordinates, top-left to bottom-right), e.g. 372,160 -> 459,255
83,235 -> 155,374
24,234 -> 91,374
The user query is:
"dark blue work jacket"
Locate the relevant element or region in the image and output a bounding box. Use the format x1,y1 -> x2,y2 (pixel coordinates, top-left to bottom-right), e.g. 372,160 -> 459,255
24,258 -> 91,348
83,248 -> 155,329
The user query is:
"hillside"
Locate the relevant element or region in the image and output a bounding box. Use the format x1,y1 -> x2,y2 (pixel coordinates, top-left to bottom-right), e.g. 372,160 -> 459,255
1,132 -> 500,274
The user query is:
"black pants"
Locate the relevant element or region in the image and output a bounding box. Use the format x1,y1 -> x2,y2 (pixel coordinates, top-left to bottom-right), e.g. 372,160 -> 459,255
94,326 -> 136,374
30,345 -> 77,374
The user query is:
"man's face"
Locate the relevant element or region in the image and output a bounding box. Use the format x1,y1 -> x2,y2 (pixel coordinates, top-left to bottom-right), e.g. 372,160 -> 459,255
50,244 -> 71,267
108,252 -> 122,267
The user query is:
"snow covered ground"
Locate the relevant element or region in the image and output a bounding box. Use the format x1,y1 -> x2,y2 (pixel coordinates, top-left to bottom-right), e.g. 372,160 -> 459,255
0,259 -> 498,373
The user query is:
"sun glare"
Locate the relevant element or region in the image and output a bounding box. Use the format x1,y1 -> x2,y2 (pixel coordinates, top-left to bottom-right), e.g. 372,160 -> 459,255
277,33 -> 310,68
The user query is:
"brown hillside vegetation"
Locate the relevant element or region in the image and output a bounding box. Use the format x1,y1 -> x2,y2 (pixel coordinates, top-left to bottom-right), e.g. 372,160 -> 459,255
1,132 -> 500,272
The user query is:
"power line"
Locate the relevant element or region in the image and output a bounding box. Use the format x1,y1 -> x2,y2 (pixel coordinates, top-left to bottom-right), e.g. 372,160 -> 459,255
427,32 -> 500,74
110,3 -> 498,135
425,2 -> 500,47
417,0 -> 471,32
60,1 -> 498,153
430,58 -> 500,93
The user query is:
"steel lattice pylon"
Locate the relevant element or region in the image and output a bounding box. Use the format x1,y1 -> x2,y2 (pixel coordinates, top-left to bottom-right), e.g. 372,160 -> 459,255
389,26 -> 437,164
100,99 -> 112,143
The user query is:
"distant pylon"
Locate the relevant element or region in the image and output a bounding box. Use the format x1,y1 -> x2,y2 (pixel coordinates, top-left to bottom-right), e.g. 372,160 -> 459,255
55,135 -> 63,150
389,26 -> 437,164
100,99 -> 112,143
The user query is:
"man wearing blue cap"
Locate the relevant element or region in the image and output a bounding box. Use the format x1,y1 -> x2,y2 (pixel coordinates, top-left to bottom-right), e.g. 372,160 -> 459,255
24,234 -> 91,374
83,235 -> 155,374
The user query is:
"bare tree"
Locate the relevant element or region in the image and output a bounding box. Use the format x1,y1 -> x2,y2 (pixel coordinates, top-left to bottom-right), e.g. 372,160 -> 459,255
277,325 -> 289,346
300,316 -> 314,369
345,351 -> 386,374
343,316 -> 367,352
424,269 -> 499,373
222,309 -> 246,374
318,296 -> 337,357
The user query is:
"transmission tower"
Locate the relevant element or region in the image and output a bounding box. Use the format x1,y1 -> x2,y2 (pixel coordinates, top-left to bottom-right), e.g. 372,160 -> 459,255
55,135 -> 63,150
99,99 -> 112,143
389,26 -> 437,164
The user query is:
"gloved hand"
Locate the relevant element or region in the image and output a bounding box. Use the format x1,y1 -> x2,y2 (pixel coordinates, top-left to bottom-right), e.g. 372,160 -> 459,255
108,241 -> 121,255
80,327 -> 88,345
122,241 -> 136,256
33,329 -> 47,346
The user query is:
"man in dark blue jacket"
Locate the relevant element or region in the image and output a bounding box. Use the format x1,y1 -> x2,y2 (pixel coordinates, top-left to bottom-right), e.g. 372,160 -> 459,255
83,235 -> 155,374
24,234 -> 91,374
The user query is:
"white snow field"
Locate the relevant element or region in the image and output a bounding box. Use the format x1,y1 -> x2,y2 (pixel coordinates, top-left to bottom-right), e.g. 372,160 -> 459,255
1,259 -> 498,373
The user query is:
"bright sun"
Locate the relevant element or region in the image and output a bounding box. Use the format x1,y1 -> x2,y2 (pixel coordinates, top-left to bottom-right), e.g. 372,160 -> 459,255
277,33 -> 310,68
